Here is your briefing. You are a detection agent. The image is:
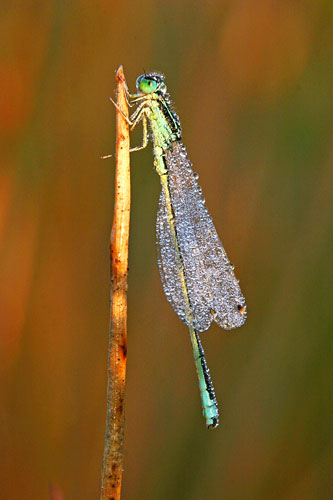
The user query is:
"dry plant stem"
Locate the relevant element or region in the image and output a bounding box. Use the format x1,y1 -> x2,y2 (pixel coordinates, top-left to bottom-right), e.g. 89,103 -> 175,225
100,66 -> 130,500
49,483 -> 65,500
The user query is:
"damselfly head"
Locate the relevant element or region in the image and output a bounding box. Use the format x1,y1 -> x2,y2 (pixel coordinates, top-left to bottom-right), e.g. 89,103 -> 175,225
136,73 -> 167,95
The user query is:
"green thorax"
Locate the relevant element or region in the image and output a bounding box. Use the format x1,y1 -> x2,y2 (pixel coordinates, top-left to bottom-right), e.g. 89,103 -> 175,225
144,96 -> 182,176
143,95 -> 180,144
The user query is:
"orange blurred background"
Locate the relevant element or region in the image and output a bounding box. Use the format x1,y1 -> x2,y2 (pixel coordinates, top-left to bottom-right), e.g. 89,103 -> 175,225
1,1 -> 333,499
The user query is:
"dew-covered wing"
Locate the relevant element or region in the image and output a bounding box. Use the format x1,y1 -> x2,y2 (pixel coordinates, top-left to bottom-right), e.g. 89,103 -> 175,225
156,142 -> 246,332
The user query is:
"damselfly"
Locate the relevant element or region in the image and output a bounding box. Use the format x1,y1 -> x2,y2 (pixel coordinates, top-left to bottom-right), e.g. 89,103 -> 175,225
111,72 -> 247,428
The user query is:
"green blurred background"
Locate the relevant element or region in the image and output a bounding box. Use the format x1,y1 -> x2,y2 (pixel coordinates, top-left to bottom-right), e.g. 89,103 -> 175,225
1,1 -> 333,499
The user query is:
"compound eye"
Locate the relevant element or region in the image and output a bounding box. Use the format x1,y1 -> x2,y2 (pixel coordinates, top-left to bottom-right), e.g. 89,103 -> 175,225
137,77 -> 158,94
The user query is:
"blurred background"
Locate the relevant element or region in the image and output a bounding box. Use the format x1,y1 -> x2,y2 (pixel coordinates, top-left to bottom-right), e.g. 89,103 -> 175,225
1,1 -> 333,499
